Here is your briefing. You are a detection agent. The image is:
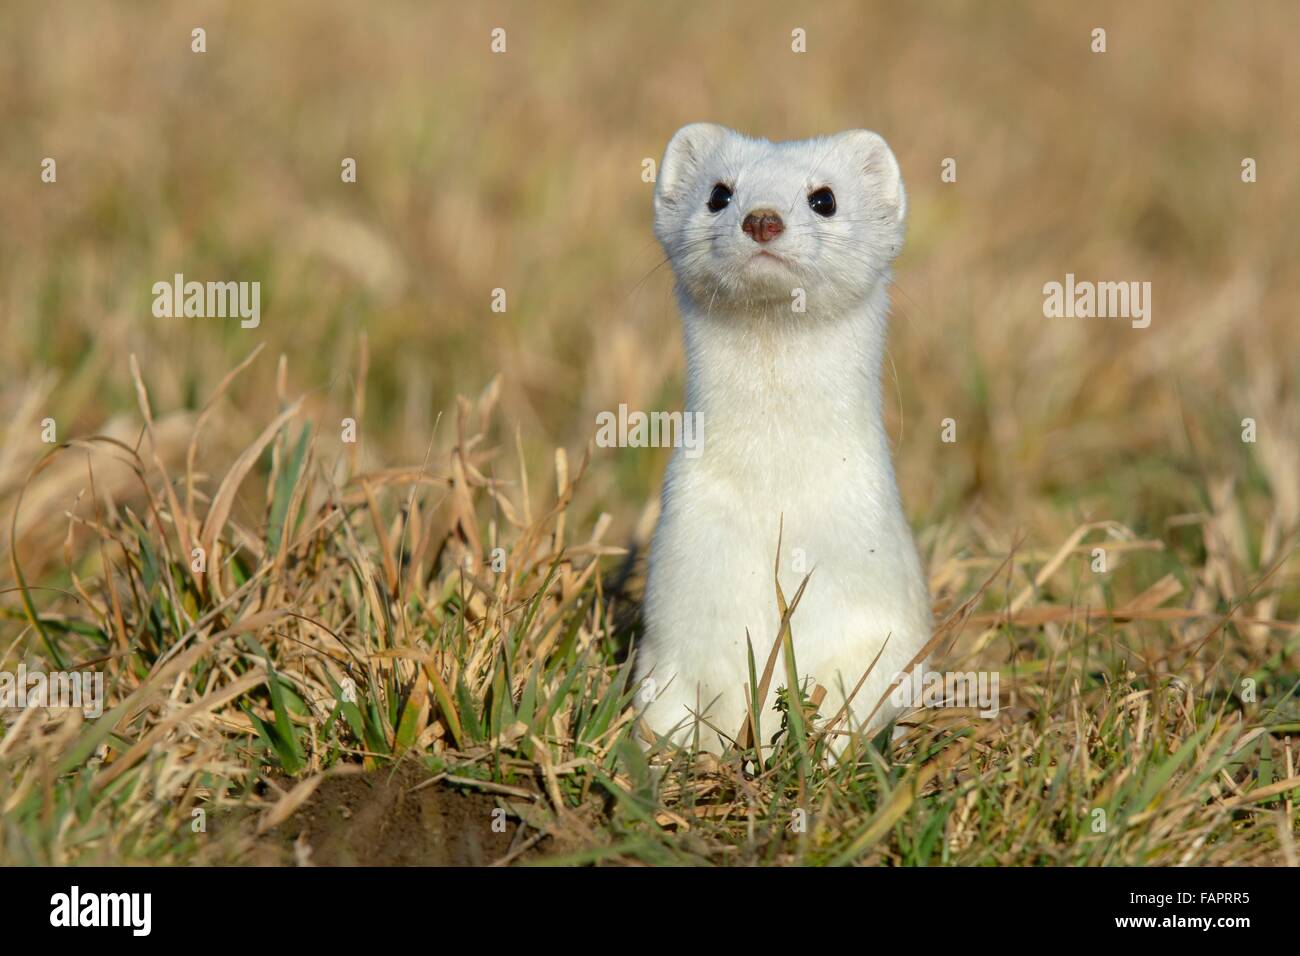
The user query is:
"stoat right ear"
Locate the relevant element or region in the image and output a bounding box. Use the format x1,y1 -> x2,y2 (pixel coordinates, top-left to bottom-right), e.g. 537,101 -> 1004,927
655,123 -> 730,211
836,129 -> 907,226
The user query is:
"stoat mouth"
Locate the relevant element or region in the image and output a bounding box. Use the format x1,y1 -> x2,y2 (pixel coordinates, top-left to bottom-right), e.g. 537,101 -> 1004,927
747,249 -> 793,268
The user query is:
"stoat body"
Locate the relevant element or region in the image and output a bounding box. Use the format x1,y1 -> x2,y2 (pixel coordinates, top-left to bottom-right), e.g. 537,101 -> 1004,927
635,124 -> 932,753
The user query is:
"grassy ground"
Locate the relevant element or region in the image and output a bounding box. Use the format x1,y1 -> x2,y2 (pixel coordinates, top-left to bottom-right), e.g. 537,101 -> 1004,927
1,0 -> 1298,865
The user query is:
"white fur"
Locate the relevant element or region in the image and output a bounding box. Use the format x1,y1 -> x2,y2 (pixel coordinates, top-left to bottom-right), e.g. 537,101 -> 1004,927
636,124 -> 931,754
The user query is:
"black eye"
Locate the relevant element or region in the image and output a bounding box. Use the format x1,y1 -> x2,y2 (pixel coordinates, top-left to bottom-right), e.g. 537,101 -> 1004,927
808,187 -> 836,217
707,183 -> 732,212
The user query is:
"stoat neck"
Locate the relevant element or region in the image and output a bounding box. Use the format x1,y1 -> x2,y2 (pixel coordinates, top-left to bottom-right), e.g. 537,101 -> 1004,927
679,283 -> 892,447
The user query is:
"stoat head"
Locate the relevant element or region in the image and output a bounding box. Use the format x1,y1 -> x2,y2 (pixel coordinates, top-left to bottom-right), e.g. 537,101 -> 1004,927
653,124 -> 907,316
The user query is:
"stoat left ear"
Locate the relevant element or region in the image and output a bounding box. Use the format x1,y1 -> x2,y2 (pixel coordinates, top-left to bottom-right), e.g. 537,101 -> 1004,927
656,123 -> 731,211
838,129 -> 907,224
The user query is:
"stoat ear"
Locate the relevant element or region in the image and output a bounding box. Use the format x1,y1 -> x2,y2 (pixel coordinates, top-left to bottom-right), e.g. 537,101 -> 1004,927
655,123 -> 730,210
838,129 -> 907,224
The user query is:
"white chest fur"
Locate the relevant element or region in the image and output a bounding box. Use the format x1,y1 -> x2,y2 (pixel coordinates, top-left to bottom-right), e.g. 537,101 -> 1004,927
637,286 -> 931,751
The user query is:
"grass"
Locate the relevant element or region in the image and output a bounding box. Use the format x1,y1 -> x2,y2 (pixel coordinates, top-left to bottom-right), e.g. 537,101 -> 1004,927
1,0 -> 1299,865
1,355 -> 1296,865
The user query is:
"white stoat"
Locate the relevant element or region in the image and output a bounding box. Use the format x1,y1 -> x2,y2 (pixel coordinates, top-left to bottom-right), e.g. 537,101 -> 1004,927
635,123 -> 932,754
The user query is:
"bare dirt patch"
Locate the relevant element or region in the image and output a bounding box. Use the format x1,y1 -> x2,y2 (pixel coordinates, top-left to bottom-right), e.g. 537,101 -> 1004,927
259,764 -> 547,866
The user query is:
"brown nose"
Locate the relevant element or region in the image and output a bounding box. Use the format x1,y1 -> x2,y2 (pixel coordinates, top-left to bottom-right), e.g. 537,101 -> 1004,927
741,209 -> 784,243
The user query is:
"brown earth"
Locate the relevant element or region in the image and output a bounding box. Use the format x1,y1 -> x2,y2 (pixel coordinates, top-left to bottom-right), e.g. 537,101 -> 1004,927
252,764 -> 551,866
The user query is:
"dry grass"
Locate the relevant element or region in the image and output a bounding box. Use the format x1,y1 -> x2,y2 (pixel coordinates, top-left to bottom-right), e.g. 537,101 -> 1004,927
1,0 -> 1298,865
2,356 -> 1297,865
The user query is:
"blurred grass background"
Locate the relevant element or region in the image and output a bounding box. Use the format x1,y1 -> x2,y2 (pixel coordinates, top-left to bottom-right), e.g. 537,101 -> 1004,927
2,0 -> 1298,610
